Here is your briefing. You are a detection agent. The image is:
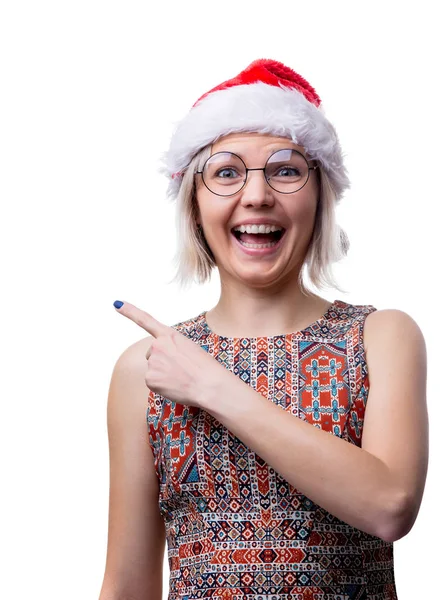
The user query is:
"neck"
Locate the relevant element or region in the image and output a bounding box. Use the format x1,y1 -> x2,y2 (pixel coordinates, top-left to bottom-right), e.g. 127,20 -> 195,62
205,278 -> 333,338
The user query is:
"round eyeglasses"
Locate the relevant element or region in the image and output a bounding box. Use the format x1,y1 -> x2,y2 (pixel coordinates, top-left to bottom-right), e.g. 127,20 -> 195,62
196,148 -> 318,196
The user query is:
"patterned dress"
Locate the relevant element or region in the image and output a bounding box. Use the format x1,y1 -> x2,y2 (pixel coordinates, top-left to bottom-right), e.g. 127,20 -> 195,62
147,299 -> 398,600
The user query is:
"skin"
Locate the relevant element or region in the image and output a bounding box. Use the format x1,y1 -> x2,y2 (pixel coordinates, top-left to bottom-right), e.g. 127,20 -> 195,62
194,132 -> 332,338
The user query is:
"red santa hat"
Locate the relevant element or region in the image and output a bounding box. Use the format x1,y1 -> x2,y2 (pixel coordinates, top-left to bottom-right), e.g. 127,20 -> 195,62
162,59 -> 350,202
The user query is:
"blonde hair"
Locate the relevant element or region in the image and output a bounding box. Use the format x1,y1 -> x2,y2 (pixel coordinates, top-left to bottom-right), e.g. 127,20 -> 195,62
167,144 -> 349,295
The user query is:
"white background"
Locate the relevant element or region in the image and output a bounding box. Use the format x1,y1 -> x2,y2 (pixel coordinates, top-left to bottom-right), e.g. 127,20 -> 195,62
1,1 -> 440,598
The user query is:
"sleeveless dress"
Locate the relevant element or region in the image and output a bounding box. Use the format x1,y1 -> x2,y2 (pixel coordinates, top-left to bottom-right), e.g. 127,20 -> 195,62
146,299 -> 398,600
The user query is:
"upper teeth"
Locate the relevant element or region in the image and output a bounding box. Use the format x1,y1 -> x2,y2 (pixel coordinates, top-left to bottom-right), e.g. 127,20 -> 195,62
233,224 -> 283,234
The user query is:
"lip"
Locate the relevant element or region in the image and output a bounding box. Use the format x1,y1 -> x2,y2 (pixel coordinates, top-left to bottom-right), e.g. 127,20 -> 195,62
230,217 -> 286,229
230,229 -> 286,256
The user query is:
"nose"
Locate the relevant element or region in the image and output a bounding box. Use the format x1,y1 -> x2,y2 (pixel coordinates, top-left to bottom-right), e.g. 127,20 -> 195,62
239,169 -> 275,207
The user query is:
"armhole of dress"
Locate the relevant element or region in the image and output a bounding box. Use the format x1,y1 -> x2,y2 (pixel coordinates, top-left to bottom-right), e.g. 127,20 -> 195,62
359,305 -> 378,385
146,387 -> 161,479
345,305 -> 378,446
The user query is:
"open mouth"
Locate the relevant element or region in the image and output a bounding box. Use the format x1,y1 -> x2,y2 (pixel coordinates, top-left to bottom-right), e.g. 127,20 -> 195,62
231,228 -> 286,247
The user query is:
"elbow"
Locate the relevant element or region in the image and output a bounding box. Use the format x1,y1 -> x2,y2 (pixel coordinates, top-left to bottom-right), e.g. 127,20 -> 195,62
377,490 -> 416,543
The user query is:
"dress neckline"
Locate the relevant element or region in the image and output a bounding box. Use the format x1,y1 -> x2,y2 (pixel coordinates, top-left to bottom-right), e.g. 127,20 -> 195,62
199,298 -> 341,341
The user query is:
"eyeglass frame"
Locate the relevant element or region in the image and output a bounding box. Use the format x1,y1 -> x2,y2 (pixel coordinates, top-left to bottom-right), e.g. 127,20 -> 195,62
195,148 -> 319,197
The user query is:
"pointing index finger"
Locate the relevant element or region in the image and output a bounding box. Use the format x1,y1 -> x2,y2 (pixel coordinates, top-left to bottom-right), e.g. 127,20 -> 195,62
113,301 -> 169,338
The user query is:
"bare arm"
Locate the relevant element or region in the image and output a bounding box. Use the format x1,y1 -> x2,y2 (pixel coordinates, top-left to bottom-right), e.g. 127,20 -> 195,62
99,336 -> 165,600
199,309 -> 428,542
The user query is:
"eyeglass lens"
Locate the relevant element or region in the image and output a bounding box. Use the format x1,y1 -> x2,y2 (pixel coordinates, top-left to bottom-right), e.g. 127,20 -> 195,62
202,149 -> 310,196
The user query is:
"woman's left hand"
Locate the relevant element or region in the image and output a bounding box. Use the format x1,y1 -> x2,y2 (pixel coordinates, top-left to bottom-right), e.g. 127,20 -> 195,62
113,301 -> 230,408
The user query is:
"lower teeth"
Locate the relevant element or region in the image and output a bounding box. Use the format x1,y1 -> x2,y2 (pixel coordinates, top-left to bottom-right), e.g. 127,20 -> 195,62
239,239 -> 279,248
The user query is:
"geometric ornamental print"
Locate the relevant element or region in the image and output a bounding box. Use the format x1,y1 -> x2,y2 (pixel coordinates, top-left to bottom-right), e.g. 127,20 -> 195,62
146,299 -> 399,599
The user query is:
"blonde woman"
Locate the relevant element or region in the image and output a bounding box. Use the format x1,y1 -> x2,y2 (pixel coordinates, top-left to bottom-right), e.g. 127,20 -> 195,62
99,59 -> 428,600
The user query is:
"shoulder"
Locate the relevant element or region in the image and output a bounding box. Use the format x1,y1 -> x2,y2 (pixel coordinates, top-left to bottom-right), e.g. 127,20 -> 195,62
111,335 -> 155,394
365,307 -> 421,329
117,335 -> 154,364
363,308 -> 426,359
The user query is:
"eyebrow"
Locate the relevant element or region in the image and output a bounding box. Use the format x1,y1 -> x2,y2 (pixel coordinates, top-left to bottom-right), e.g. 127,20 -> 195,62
217,146 -> 305,158
215,146 -> 307,158
268,145 -> 302,153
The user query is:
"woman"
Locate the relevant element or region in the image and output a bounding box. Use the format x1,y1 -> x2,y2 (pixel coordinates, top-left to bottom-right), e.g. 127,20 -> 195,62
99,59 -> 428,600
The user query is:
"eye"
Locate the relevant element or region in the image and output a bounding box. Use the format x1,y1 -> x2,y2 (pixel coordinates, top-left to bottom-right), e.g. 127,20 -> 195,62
275,166 -> 301,177
215,167 -> 240,179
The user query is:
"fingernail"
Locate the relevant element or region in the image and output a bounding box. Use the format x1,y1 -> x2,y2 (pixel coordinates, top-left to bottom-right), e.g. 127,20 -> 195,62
113,300 -> 124,309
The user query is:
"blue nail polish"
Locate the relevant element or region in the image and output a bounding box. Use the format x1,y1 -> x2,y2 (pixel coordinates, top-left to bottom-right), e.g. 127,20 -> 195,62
113,300 -> 124,309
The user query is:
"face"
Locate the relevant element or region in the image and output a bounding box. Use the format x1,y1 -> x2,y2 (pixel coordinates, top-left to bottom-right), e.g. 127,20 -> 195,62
194,132 -> 320,288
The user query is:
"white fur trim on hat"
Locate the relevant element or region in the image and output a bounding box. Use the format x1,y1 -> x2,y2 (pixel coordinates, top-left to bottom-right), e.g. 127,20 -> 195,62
162,82 -> 350,203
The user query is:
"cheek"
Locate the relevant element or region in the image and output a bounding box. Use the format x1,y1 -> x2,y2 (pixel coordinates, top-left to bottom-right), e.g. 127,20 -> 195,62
194,190 -> 211,225
196,191 -> 232,227
289,194 -> 318,223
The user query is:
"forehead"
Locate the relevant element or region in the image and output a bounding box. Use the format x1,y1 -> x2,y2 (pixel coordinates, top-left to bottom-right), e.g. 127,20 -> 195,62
211,132 -> 306,156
